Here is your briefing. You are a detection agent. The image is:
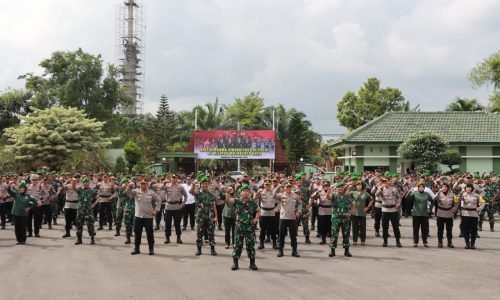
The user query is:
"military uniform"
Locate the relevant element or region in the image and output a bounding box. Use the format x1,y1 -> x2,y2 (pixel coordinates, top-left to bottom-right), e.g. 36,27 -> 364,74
7,183 -> 38,244
115,178 -> 131,239
75,178 -> 97,245
407,188 -> 433,247
479,180 -> 498,232
96,180 -> 116,230
434,188 -> 458,248
62,180 -> 79,238
191,177 -> 218,256
311,183 -> 332,244
459,190 -> 485,249
297,181 -> 312,244
349,185 -> 374,245
254,182 -> 278,249
274,185 -> 301,257
328,183 -> 354,257
26,176 -> 46,237
376,182 -> 402,247
163,178 -> 188,244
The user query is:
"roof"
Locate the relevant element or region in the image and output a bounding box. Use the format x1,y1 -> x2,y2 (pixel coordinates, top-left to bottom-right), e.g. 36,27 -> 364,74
330,112 -> 500,147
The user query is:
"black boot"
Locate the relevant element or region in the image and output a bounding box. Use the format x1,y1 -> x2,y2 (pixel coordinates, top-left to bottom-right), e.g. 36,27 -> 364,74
375,230 -> 381,237
90,236 -> 95,245
97,226 -> 103,231
48,224 -> 52,230
62,229 -> 71,238
438,239 -> 443,248
320,235 -> 326,245
272,240 -> 278,249
470,239 -> 476,250
344,248 -> 352,257
149,245 -> 154,255
465,239 -> 470,249
258,241 -> 264,249
131,247 -> 140,255
114,228 -> 120,237
305,236 -> 311,244
164,236 -> 170,244
177,236 -> 183,244
490,223 -> 495,232
53,218 -> 58,225
125,234 -> 131,244
249,258 -> 258,270
195,245 -> 202,256
329,249 -> 336,257
210,245 -> 217,256
396,239 -> 402,248
291,248 -> 300,257
478,222 -> 483,231
231,257 -> 239,271
383,239 -> 388,247
75,233 -> 82,245
447,239 -> 455,248
277,248 -> 284,257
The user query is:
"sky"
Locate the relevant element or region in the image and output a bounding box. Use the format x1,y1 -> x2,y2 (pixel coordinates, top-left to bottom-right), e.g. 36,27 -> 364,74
1,0 -> 499,135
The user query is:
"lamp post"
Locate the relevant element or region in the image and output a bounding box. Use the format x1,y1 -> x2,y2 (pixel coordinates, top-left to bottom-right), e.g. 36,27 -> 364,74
300,157 -> 304,173
162,157 -> 167,174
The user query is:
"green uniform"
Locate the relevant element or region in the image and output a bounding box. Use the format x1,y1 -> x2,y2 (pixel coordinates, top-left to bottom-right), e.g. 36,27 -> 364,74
115,187 -> 127,231
298,185 -> 311,238
76,187 -> 97,236
194,190 -> 216,247
480,183 -> 498,229
330,193 -> 353,250
123,188 -> 135,236
232,199 -> 259,259
8,187 -> 37,217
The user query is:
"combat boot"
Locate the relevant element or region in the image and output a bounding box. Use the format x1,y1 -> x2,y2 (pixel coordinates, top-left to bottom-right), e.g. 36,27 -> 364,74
131,248 -> 140,255
329,249 -> 336,257
478,222 -> 482,231
164,236 -> 170,244
447,239 -> 455,248
258,241 -> 265,249
438,239 -> 443,248
277,248 -> 284,257
465,240 -> 470,249
62,229 -> 71,238
249,258 -> 258,270
75,233 -> 82,245
149,245 -> 154,255
470,239 -> 476,250
195,245 -> 202,256
375,230 -> 381,237
291,248 -> 300,257
231,258 -> 239,271
114,228 -> 120,237
176,236 -> 183,244
48,224 -> 52,230
396,239 -> 403,248
382,239 -> 388,247
305,236 -> 311,244
108,224 -> 112,231
210,245 -> 217,256
125,234 -> 131,244
53,218 -> 58,225
272,240 -> 278,249
344,248 -> 352,257
90,236 -> 95,245
320,235 -> 326,245
490,223 -> 495,232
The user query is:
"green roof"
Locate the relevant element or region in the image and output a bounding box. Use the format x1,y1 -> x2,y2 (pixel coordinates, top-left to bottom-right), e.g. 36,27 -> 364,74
330,112 -> 500,147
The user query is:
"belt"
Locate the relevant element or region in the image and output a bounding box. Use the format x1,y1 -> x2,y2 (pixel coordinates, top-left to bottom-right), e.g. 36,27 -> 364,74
100,195 -> 112,198
262,207 -> 275,211
462,207 -> 477,211
382,204 -> 396,208
438,206 -> 453,211
375,200 -> 382,203
168,201 -> 182,205
319,204 -> 332,208
66,200 -> 78,203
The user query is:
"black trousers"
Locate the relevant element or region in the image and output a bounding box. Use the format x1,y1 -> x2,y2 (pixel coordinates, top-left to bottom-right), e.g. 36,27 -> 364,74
216,204 -> 224,227
311,205 -> 319,229
278,219 -> 298,249
351,215 -> 367,242
183,203 -> 195,229
462,216 -> 478,243
259,215 -> 277,242
28,206 -> 42,235
317,215 -> 332,236
0,203 -> 7,228
223,217 -> 236,245
134,217 -> 154,249
382,212 -> 401,240
436,217 -> 453,240
64,208 -> 77,231
5,202 -> 13,222
412,216 -> 429,244
373,207 -> 382,231
41,205 -> 52,226
165,208 -> 184,237
99,202 -> 112,227
14,215 -> 28,243
155,204 -> 165,228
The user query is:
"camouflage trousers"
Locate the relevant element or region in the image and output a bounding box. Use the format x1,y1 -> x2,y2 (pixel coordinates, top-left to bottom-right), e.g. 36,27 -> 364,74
111,199 -> 118,224
331,216 -> 351,250
76,207 -> 95,236
233,224 -> 256,259
123,208 -> 135,235
115,205 -> 124,229
300,212 -> 310,237
51,200 -> 59,220
479,203 -> 495,226
196,215 -> 215,247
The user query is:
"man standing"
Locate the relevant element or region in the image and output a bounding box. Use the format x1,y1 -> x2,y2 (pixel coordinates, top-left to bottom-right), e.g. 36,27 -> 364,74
62,176 -> 79,238
327,182 -> 355,257
115,178 -> 130,238
26,174 -> 45,237
297,174 -> 312,244
479,176 -> 499,232
254,179 -> 278,250
163,175 -> 188,244
182,176 -> 196,230
190,176 -> 218,256
128,180 -> 161,255
376,178 -> 403,248
274,183 -> 301,258
74,177 -> 98,245
96,174 -> 115,231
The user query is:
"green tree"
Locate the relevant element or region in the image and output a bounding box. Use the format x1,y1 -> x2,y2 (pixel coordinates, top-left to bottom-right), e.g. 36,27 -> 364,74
114,155 -> 127,174
286,111 -> 321,168
153,95 -> 176,151
193,97 -> 228,130
225,92 -> 265,129
3,107 -> 112,169
337,78 -> 409,131
445,97 -> 485,112
440,149 -> 463,172
19,48 -> 132,120
0,88 -> 32,134
124,140 -> 142,172
398,130 -> 448,174
469,50 -> 500,113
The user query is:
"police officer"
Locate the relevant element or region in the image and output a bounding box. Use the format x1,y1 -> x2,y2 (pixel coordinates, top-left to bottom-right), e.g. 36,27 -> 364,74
163,174 -> 188,244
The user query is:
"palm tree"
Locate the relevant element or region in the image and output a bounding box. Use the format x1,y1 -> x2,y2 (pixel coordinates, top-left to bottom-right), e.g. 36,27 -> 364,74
445,98 -> 485,112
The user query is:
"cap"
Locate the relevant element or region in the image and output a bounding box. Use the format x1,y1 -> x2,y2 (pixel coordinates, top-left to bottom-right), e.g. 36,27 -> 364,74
336,182 -> 345,188
18,181 -> 27,189
120,178 -> 129,185
81,176 -> 90,183
239,184 -> 250,192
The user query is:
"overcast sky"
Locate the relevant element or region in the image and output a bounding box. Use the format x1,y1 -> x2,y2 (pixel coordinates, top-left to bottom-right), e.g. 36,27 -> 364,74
1,0 -> 499,134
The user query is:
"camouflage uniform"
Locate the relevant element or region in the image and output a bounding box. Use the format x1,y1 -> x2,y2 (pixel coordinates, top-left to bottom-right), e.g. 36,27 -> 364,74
194,190 -> 216,247
479,182 -> 498,231
232,199 -> 259,259
115,187 -> 128,233
76,187 -> 97,238
123,189 -> 135,237
298,185 -> 311,242
330,193 -> 353,250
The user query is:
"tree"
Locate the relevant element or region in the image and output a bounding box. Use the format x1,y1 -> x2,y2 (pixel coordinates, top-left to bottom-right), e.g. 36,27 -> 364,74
398,130 -> 448,174
286,111 -> 321,170
193,97 -> 228,130
440,149 -> 463,172
114,156 -> 127,174
445,97 -> 485,112
152,95 -> 176,152
225,92 -> 265,129
124,140 -> 142,172
469,50 -> 500,113
3,107 -> 112,169
19,48 -> 132,121
0,88 -> 32,134
337,78 -> 409,131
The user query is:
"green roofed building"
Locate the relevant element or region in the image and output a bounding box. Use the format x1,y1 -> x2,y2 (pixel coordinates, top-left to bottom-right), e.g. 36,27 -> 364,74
329,112 -> 500,174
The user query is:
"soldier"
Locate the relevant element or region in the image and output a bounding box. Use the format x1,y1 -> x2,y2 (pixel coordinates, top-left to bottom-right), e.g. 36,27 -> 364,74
479,176 -> 499,232
122,180 -> 136,245
433,183 -> 458,248
296,174 -> 312,244
128,180 -> 161,255
190,176 -> 218,256
349,181 -> 374,246
254,179 -> 278,250
376,178 -> 402,248
6,181 -> 39,245
326,182 -> 355,257
163,174 -> 188,244
114,178 -> 129,238
230,185 -> 261,271
310,181 -> 332,245
274,183 -> 301,258
74,177 -> 98,245
407,183 -> 433,247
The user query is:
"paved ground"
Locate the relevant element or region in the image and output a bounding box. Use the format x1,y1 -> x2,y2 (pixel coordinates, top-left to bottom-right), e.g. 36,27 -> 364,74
1,215 -> 500,300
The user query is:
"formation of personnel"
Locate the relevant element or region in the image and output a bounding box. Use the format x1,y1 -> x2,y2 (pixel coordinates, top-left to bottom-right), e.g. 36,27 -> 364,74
0,170 -> 499,271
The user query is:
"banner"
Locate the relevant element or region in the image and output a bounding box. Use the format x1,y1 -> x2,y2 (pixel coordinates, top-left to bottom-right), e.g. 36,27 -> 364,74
194,130 -> 276,159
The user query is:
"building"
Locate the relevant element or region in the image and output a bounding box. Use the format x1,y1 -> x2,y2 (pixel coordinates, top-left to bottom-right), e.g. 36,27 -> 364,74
329,112 -> 500,174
